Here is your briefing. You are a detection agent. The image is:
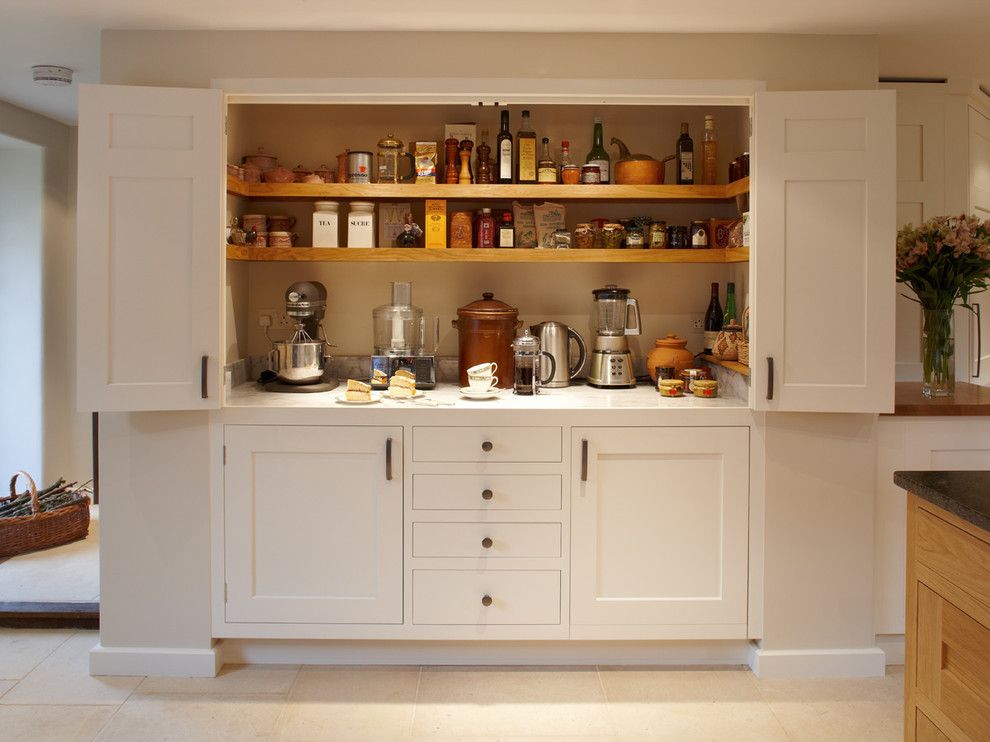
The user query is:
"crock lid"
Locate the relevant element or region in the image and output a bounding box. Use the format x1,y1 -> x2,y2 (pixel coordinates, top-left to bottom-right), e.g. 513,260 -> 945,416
243,146 -> 276,160
655,333 -> 688,348
592,284 -> 629,299
457,292 -> 518,318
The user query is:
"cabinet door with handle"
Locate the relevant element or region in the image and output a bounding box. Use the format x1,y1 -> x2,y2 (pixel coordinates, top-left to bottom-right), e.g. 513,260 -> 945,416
223,425 -> 403,624
77,84 -> 223,411
753,90 -> 896,412
571,427 -> 749,635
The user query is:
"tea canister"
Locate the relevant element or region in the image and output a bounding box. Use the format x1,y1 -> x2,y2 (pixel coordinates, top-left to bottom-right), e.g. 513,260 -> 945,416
580,164 -> 602,184
312,201 -> 340,248
346,201 -> 375,248
649,221 -> 667,248
693,379 -> 719,398
658,379 -> 684,397
690,220 -> 709,248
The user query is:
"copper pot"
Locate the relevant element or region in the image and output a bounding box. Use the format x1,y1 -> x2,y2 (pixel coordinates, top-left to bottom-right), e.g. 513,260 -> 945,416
452,293 -> 520,389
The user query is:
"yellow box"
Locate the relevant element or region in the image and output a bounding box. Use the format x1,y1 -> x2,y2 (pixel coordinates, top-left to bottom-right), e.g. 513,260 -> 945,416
425,200 -> 447,249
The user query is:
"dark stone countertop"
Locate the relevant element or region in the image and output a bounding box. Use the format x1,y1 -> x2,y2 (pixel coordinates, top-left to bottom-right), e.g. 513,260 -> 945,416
894,471 -> 990,533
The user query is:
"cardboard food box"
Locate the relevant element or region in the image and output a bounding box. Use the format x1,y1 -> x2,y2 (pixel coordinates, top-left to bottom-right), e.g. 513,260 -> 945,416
425,199 -> 447,249
379,203 -> 412,248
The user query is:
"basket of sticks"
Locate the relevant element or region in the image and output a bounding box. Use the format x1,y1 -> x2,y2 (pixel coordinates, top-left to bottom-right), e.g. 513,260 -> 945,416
0,471 -> 92,558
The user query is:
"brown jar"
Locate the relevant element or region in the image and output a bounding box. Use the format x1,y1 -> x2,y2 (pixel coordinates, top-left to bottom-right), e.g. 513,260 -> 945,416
452,293 -> 521,389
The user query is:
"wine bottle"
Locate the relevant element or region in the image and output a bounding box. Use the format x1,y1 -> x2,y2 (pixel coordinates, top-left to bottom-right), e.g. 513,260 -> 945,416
515,109 -> 537,184
586,117 -> 610,184
723,282 -> 737,325
702,114 -> 717,186
703,282 -> 723,354
496,110 -> 513,184
676,122 -> 694,185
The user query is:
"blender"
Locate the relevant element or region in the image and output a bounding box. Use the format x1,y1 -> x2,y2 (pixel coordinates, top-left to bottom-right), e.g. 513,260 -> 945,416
371,281 -> 438,389
587,284 -> 641,388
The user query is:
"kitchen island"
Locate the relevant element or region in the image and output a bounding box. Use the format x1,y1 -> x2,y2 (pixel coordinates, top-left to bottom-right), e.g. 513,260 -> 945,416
897,471 -> 990,742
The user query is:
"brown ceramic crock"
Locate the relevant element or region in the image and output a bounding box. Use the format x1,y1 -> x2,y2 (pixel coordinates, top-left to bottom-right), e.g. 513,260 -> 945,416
452,293 -> 521,389
646,333 -> 695,381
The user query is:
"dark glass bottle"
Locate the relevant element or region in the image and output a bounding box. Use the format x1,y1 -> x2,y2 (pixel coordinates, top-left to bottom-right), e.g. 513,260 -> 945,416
586,117 -> 610,184
723,282 -> 737,325
676,122 -> 694,185
515,109 -> 537,184
496,110 -> 513,184
395,212 -> 422,248
703,282 -> 723,353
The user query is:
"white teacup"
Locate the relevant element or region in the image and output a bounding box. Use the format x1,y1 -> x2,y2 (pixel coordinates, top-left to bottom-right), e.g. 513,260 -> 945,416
468,361 -> 498,376
468,374 -> 498,391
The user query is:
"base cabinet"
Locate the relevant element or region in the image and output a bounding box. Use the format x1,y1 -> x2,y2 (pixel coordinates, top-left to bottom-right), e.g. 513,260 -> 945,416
223,425 -> 402,624
570,427 -> 749,635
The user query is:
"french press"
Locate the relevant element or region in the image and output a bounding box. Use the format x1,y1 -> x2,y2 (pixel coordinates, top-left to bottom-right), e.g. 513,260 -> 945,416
376,134 -> 416,184
511,329 -> 556,395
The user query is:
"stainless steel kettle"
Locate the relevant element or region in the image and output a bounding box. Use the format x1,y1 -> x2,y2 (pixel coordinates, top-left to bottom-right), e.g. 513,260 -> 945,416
530,321 -> 587,388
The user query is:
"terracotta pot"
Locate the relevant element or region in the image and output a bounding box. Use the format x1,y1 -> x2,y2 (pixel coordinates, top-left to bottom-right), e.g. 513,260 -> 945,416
242,147 -> 278,172
452,293 -> 521,389
241,163 -> 262,183
263,166 -> 295,184
646,333 -> 695,381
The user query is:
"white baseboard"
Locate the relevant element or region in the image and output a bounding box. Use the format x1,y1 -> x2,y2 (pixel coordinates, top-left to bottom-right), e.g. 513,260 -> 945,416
749,647 -> 886,678
222,639 -> 754,667
90,643 -> 223,677
875,634 -> 905,665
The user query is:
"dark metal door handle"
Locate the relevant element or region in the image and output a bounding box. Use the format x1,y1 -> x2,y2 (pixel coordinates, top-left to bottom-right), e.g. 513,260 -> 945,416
766,356 -> 774,401
581,439 -> 588,482
385,437 -> 393,481
201,355 -> 208,399
973,303 -> 982,378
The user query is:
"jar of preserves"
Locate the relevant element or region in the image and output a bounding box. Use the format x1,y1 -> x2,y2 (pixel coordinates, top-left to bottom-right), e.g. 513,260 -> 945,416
649,221 -> 667,248
693,379 -> 719,398
580,164 -> 602,184
602,223 -> 625,249
574,223 -> 594,249
625,225 -> 645,248
658,379 -> 685,397
690,220 -> 709,249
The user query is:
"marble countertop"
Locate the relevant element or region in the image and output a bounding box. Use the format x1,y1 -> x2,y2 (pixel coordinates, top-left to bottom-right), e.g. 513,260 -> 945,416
225,380 -> 749,411
894,470 -> 990,533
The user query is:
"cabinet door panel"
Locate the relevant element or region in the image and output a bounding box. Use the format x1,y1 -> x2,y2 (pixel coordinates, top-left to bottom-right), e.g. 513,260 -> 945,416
571,427 -> 749,630
967,107 -> 990,386
753,90 -> 895,412
223,425 -> 402,624
77,84 -> 223,411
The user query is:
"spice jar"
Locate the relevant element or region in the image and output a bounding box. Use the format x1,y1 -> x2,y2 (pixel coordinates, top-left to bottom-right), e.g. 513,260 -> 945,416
452,293 -> 521,389
693,379 -> 719,398
658,379 -> 685,397
602,223 -> 625,249
574,223 -> 594,249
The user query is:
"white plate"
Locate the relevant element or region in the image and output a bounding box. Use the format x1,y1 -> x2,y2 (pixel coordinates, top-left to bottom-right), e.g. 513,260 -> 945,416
460,387 -> 501,400
385,389 -> 424,400
335,392 -> 382,405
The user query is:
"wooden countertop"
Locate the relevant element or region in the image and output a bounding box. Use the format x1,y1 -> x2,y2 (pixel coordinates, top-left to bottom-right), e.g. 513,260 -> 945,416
888,381 -> 990,416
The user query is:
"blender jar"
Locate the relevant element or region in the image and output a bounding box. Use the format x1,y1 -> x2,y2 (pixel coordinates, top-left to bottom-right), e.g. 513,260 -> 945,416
373,281 -> 425,355
592,284 -> 641,336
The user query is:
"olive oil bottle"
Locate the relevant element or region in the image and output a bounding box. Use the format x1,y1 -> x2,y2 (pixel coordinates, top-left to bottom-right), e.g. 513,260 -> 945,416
515,109 -> 537,184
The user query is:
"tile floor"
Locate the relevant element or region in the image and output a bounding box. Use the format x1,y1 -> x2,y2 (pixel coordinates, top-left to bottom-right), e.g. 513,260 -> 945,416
0,629 -> 905,741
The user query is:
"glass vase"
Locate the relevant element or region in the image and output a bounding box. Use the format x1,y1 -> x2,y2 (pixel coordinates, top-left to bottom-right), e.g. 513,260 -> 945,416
921,307 -> 955,398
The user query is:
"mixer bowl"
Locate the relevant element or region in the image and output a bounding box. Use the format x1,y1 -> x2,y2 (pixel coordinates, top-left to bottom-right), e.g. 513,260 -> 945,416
271,340 -> 327,384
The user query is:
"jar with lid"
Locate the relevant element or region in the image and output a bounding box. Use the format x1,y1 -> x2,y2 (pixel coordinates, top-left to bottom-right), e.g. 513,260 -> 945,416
452,293 -> 521,388
574,223 -> 594,249
376,134 -> 415,184
690,220 -> 709,248
602,223 -> 625,249
347,201 -> 375,248
312,201 -> 339,247
649,221 -> 667,248
625,225 -> 645,248
511,328 -> 556,396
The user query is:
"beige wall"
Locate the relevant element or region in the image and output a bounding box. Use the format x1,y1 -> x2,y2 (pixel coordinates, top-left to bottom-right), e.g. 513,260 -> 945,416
879,33 -> 990,87
0,100 -> 87,484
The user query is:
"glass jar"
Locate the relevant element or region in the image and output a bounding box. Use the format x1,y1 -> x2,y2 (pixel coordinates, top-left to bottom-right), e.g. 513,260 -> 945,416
658,379 -> 684,397
602,223 -> 625,249
574,223 -> 594,249
625,226 -> 645,248
649,221 -> 667,248
693,379 -> 719,398
690,220 -> 709,249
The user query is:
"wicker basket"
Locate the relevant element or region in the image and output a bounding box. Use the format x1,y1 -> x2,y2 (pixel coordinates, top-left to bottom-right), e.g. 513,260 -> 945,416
738,340 -> 750,366
0,471 -> 90,559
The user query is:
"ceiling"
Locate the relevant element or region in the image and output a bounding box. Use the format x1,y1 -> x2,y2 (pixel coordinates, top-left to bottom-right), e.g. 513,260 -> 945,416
2,0 -> 990,125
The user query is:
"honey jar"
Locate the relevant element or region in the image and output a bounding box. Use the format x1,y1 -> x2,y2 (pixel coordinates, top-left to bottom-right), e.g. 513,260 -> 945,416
658,379 -> 685,397
693,379 -> 719,398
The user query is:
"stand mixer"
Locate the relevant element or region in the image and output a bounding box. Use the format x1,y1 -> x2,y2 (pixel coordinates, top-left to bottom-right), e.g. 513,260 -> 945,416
265,281 -> 338,390
587,284 -> 641,388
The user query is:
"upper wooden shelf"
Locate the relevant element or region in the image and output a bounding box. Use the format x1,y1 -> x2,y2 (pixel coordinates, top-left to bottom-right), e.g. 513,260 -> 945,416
700,354 -> 750,377
226,175 -> 750,202
226,245 -> 750,264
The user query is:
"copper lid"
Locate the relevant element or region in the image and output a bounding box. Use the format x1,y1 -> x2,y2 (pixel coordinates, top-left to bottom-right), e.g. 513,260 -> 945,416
655,333 -> 688,348
457,292 -> 518,319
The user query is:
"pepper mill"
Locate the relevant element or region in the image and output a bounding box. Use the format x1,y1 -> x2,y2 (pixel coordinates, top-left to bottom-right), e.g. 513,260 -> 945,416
458,139 -> 474,184
444,137 -> 460,184
476,132 -> 492,185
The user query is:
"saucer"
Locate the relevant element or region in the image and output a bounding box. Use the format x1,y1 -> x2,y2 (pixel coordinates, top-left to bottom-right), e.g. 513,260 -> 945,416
460,386 -> 501,400
335,392 -> 382,405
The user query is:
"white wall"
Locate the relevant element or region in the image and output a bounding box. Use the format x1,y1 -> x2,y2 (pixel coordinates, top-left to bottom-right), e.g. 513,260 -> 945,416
0,145 -> 44,479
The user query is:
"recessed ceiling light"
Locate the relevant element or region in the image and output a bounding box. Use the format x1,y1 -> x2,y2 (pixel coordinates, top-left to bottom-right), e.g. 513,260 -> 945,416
32,65 -> 73,87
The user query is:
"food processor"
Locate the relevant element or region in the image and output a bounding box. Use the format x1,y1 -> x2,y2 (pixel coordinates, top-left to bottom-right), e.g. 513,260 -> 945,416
587,284 -> 641,388
371,281 -> 438,389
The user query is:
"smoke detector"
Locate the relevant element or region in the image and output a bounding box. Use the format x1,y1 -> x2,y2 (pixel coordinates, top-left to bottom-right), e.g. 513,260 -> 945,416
32,65 -> 73,87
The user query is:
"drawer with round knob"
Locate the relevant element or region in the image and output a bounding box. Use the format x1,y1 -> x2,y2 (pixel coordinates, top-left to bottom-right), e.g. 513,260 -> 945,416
412,426 -> 562,463
412,474 -> 562,511
412,569 -> 561,625
412,522 -> 561,558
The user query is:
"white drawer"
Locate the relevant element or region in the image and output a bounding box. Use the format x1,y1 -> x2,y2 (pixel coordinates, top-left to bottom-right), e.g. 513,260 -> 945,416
413,426 -> 562,463
412,570 -> 560,625
412,474 -> 562,510
412,522 -> 561,558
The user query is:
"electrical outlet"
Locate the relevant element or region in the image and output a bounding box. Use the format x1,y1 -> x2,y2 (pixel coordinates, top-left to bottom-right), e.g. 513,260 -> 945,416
275,312 -> 292,330
692,318 -> 704,329
257,309 -> 275,328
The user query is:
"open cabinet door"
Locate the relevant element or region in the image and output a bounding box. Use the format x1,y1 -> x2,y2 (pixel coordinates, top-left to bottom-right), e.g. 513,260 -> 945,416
77,84 -> 223,412
965,105 -> 990,386
752,90 -> 895,413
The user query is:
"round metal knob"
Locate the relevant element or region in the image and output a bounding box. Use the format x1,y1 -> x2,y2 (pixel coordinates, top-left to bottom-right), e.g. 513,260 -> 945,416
481,537 -> 493,549
481,594 -> 493,607
481,488 -> 493,500
481,441 -> 493,452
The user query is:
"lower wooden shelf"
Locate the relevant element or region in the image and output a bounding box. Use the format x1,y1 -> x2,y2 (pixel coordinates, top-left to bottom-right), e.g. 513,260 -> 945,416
226,245 -> 750,264
700,355 -> 751,376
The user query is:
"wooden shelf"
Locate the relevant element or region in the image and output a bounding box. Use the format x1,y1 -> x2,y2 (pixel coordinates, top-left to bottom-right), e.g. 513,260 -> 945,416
226,245 -> 750,264
700,354 -> 751,376
226,175 -> 749,202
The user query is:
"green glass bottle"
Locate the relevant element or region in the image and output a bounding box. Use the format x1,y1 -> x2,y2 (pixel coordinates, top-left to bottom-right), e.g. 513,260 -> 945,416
723,282 -> 737,325
586,117 -> 610,184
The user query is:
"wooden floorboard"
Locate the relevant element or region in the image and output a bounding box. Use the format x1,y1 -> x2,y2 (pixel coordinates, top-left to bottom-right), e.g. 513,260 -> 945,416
0,601 -> 99,629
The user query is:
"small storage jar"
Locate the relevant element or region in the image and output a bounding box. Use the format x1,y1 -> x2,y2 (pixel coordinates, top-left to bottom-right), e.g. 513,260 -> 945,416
312,201 -> 340,247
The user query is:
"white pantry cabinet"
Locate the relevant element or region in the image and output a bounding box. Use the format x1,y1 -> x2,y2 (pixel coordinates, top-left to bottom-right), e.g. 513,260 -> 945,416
76,84 -> 224,412
753,90 -> 896,413
570,427 -> 749,636
223,425 -> 403,624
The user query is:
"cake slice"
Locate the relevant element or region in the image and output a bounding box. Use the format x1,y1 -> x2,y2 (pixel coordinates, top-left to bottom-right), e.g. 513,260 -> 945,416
347,379 -> 371,392
389,374 -> 416,391
345,379 -> 371,401
392,368 -> 416,381
387,385 -> 415,399
372,368 -> 388,385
